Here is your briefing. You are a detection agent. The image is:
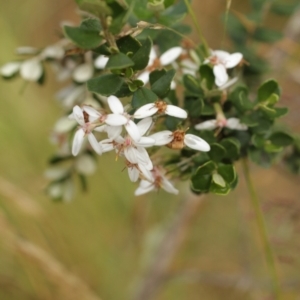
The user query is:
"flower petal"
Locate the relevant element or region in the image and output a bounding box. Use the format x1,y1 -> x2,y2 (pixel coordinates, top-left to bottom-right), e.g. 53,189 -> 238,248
138,164 -> 153,181
72,63 -> 93,82
135,180 -> 155,196
194,119 -> 218,130
137,71 -> 150,84
134,104 -> 158,119
226,118 -> 248,130
184,134 -> 210,152
124,147 -> 138,164
213,50 -> 230,62
218,77 -> 238,90
137,117 -> 153,136
75,154 -> 97,175
107,95 -> 124,114
213,64 -> 228,87
20,58 -> 43,81
88,133 -> 102,155
94,55 -> 109,69
125,120 -> 141,142
41,45 -> 65,59
136,147 -> 153,170
128,167 -> 139,182
135,137 -> 155,147
161,177 -> 179,194
100,139 -> 115,153
72,128 -> 85,156
225,53 -> 243,68
105,114 -> 127,126
83,105 -> 102,119
149,130 -> 173,146
165,105 -> 187,119
0,62 -> 21,77
160,47 -> 183,66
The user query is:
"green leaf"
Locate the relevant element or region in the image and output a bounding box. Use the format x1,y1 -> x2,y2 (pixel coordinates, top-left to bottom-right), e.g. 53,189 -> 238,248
230,86 -> 254,112
269,132 -> 294,147
221,138 -> 241,160
150,69 -> 176,98
274,107 -> 288,118
87,74 -> 123,96
191,174 -> 212,193
164,116 -> 182,131
114,82 -> 132,97
75,0 -> 112,16
131,87 -> 157,108
209,180 -> 231,195
106,52 -> 134,70
131,37 -> 152,70
199,65 -> 214,90
194,160 -> 216,176
212,173 -> 226,187
264,143 -> 283,153
217,164 -> 236,185
258,79 -> 280,102
253,27 -> 283,43
259,105 -> 277,119
63,19 -> 102,49
183,74 -> 203,95
208,143 -> 226,162
184,96 -> 203,117
271,1 -> 300,16
251,134 -> 265,148
117,35 -> 141,55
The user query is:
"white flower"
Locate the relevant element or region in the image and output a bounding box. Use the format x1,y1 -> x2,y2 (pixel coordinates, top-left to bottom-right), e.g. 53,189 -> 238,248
20,58 -> 43,81
205,50 -> 243,87
70,105 -> 103,156
105,96 -> 141,142
195,117 -> 247,131
135,167 -> 179,196
149,130 -> 210,152
94,55 -> 109,69
137,47 -> 183,84
72,62 -> 94,83
0,62 -> 22,77
134,100 -> 187,119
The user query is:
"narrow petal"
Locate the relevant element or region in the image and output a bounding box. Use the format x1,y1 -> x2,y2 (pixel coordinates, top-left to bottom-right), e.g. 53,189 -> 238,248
138,164 -> 153,181
94,55 -> 109,69
134,104 -> 158,119
124,147 -> 138,164
83,105 -> 102,119
107,95 -> 124,114
54,117 -> 77,133
137,117 -> 153,136
128,167 -> 139,182
226,118 -> 248,130
213,50 -> 230,62
137,71 -> 150,84
88,133 -> 102,155
20,58 -> 43,81
160,47 -> 183,66
75,154 -> 97,175
106,125 -> 123,139
72,105 -> 85,126
100,139 -> 115,153
194,119 -> 218,131
41,45 -> 64,59
0,62 -> 21,77
213,64 -> 228,87
72,63 -> 93,83
135,137 -> 155,147
218,77 -> 238,90
148,47 -> 157,66
125,120 -> 141,142
105,114 -> 128,126
135,181 -> 155,196
184,134 -> 210,152
165,105 -> 187,119
161,178 -> 179,194
225,53 -> 243,68
149,131 -> 173,146
136,147 -> 153,170
72,129 -> 85,156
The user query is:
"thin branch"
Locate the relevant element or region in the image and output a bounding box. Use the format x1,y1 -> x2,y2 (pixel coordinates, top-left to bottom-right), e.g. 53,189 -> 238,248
133,193 -> 205,300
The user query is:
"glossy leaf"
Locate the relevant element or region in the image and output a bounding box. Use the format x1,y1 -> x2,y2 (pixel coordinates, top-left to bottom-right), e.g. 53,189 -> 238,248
87,74 -> 124,96
106,52 -> 134,70
131,87 -> 157,108
131,37 -> 152,71
150,69 -> 176,98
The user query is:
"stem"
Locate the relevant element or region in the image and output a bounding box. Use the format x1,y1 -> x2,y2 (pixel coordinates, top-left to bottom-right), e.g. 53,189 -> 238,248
242,158 -> 281,300
221,0 -> 232,48
183,0 -> 210,57
99,14 -> 118,50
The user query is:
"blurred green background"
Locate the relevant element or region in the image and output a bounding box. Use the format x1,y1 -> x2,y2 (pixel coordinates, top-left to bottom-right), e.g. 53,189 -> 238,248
1,1 -> 300,299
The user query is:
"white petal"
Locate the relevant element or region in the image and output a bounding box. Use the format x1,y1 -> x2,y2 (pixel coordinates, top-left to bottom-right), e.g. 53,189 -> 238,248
135,137 -> 155,147
100,139 -> 115,153
134,104 -> 158,119
105,114 -> 127,126
0,62 -> 21,77
180,59 -> 198,71
41,45 -> 65,59
149,131 -> 173,146
194,119 -> 218,131
94,55 -> 109,69
107,95 -> 124,114
124,147 -> 138,164
165,105 -> 187,119
54,117 -> 77,133
225,53 -> 243,68
161,177 -> 179,194
106,125 -> 123,139
135,181 -> 155,196
72,129 -> 85,156
213,64 -> 228,87
213,50 -> 230,62
128,167 -> 139,182
226,118 -> 248,130
75,154 -> 97,175
184,134 -> 210,152
170,80 -> 176,90
138,164 -> 153,181
83,105 -> 102,119
16,46 -> 38,55
72,63 -> 93,82
88,133 -> 102,155
218,77 -> 238,90
160,47 -> 183,66
137,71 -> 150,84
72,105 -> 85,126
125,120 -> 141,142
136,147 -> 153,170
20,58 -> 43,81
137,117 -> 153,136
148,47 -> 157,66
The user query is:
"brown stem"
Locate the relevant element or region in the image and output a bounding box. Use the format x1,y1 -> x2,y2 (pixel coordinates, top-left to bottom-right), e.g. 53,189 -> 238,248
133,193 -> 205,300
99,14 -> 118,50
